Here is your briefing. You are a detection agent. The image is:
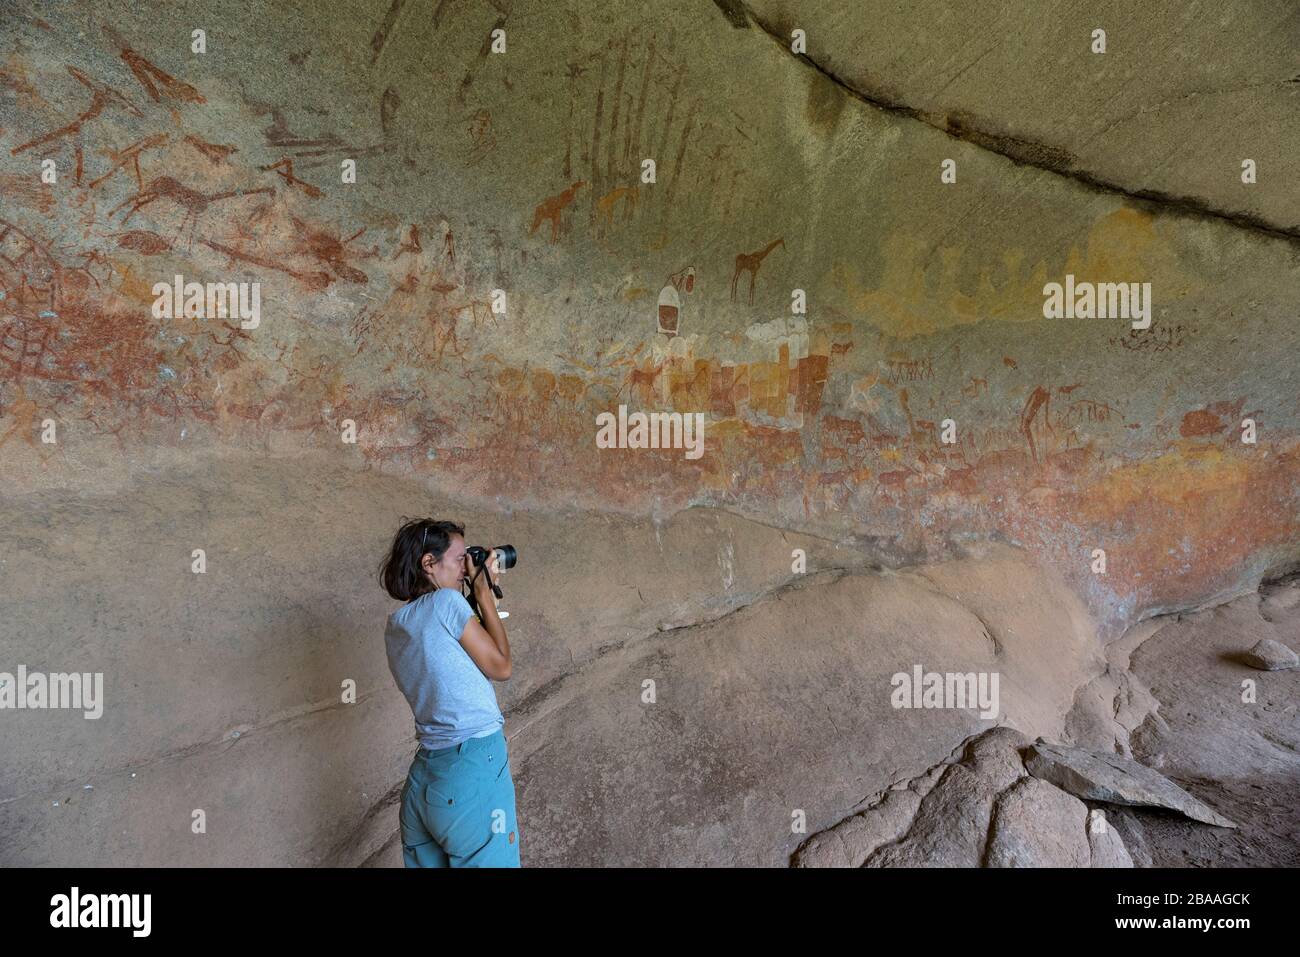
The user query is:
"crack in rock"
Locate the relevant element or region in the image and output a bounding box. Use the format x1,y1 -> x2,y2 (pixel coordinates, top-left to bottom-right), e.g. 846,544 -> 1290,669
733,1 -> 1300,246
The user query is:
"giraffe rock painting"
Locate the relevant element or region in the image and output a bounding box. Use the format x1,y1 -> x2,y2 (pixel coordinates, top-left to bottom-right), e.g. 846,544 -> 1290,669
528,181 -> 586,242
730,238 -> 784,305
595,184 -> 638,237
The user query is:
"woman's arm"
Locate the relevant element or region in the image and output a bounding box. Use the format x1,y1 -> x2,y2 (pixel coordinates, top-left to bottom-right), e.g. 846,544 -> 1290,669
458,553 -> 512,681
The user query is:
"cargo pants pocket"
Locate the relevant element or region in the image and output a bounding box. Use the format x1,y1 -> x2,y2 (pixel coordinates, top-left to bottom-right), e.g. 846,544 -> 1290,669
423,758 -> 487,860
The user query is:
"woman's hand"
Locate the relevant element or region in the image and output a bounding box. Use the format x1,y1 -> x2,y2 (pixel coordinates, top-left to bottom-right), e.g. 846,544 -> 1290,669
470,549 -> 500,597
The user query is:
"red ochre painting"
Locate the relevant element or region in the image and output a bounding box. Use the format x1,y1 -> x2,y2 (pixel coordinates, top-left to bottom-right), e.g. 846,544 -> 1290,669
0,14 -> 1296,643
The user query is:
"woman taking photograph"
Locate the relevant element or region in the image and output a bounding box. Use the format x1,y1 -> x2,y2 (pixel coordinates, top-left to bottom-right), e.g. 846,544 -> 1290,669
378,518 -> 519,867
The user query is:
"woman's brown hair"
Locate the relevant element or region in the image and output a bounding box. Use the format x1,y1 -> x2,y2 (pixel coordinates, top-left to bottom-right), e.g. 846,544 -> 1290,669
378,517 -> 465,602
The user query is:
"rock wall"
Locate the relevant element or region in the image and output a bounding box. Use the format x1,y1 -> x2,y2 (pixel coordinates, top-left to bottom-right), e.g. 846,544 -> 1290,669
1,0 -> 1296,865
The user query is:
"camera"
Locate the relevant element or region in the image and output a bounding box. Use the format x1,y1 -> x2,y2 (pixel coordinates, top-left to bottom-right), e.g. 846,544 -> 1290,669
466,544 -> 517,571
465,545 -> 516,606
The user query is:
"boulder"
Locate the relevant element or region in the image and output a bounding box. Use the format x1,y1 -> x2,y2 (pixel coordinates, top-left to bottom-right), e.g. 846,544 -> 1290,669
1086,809 -> 1135,868
1024,742 -> 1236,828
1242,638 -> 1298,671
864,727 -> 1030,867
985,777 -> 1091,867
793,788 -> 921,867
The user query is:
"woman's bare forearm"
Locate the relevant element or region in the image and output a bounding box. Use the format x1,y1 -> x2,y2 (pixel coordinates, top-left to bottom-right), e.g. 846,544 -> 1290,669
476,594 -> 511,665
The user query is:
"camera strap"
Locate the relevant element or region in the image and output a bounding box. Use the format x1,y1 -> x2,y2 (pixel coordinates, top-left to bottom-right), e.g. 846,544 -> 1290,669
462,558 -> 503,621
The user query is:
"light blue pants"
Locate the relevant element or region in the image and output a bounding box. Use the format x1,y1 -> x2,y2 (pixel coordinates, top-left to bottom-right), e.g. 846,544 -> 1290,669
399,729 -> 521,867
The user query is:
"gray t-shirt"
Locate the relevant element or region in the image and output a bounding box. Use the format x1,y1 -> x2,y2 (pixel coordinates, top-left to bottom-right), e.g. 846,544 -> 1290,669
385,588 -> 505,750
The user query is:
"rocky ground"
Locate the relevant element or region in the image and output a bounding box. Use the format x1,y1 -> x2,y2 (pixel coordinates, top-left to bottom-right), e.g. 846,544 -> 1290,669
1112,577 -> 1300,867
793,576 -> 1300,868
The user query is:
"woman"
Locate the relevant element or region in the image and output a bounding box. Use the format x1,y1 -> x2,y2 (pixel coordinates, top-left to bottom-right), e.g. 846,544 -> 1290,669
378,518 -> 519,867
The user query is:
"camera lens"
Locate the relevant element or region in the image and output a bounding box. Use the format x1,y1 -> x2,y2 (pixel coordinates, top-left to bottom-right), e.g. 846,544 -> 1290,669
494,545 -> 517,570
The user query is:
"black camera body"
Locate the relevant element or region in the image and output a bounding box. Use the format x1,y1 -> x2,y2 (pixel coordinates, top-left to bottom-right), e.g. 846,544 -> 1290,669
466,544 -> 517,570
465,545 -> 516,607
